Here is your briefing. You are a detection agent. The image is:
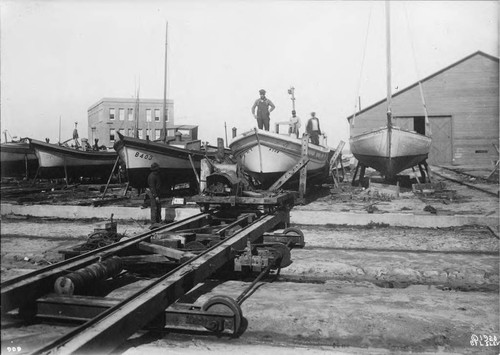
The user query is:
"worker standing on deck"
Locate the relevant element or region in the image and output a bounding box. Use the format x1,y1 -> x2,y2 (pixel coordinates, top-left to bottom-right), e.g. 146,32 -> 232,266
306,112 -> 322,145
251,89 -> 275,131
289,110 -> 301,138
147,162 -> 162,224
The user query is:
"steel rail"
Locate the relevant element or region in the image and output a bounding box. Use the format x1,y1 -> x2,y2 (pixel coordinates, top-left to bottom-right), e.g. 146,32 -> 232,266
33,210 -> 288,355
1,212 -> 211,314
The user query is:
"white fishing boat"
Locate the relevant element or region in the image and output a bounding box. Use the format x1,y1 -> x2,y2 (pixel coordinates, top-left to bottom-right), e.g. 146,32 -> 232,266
229,128 -> 331,189
29,138 -> 118,180
349,2 -> 432,179
0,138 -> 38,178
114,126 -> 227,191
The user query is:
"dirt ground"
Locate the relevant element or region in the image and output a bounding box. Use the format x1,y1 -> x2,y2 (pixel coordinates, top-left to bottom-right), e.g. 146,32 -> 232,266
1,216 -> 498,354
1,165 -> 499,354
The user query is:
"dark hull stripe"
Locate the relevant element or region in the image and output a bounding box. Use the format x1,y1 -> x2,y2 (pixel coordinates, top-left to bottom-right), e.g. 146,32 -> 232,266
353,153 -> 428,177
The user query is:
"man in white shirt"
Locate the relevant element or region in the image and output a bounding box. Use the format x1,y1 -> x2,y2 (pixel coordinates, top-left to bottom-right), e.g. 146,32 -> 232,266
289,110 -> 301,138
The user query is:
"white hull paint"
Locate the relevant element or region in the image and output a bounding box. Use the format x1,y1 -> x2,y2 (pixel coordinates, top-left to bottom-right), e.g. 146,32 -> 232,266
35,149 -> 115,168
229,129 -> 331,183
350,127 -> 431,159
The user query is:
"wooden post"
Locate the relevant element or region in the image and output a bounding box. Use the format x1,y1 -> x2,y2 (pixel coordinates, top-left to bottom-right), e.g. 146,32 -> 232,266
24,154 -> 29,180
351,162 -> 360,186
63,159 -> 69,188
101,157 -> 120,199
329,140 -> 345,189
298,134 -> 309,203
31,166 -> 40,186
188,154 -> 200,185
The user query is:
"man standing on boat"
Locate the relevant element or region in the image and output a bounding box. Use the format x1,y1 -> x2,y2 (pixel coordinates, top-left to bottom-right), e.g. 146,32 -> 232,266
289,110 -> 301,138
251,89 -> 275,131
306,112 -> 322,145
147,162 -> 162,225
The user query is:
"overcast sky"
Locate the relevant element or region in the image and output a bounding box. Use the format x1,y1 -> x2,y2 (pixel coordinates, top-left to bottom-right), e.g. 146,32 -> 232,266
1,0 -> 498,148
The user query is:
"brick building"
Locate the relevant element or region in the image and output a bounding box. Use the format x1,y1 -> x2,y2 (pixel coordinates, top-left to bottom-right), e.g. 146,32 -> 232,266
88,98 -> 175,148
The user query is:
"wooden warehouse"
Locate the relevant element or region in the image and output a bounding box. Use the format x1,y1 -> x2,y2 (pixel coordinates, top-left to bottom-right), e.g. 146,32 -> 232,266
347,51 -> 499,166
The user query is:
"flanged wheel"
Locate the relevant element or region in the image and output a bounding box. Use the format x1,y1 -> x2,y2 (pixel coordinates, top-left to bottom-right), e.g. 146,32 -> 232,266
269,243 -> 292,268
282,227 -> 306,248
201,295 -> 243,336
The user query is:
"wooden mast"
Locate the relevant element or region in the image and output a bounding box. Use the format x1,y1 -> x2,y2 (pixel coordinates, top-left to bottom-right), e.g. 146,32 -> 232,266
162,21 -> 168,142
134,84 -> 140,138
385,1 -> 393,160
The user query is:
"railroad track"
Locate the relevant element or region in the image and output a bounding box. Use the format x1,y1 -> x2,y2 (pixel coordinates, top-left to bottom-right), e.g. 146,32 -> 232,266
1,193 -> 306,355
433,166 -> 499,197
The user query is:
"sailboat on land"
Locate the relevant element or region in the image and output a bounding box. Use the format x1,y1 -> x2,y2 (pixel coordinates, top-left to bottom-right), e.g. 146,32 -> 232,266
114,22 -> 228,193
349,2 -> 432,178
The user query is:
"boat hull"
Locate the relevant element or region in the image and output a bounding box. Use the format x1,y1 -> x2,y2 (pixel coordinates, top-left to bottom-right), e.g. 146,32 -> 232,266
229,129 -> 331,188
29,139 -> 118,180
0,142 -> 39,178
114,135 -> 221,191
350,127 -> 431,177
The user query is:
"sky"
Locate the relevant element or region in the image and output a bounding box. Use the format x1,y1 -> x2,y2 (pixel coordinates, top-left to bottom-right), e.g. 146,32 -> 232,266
1,0 -> 498,149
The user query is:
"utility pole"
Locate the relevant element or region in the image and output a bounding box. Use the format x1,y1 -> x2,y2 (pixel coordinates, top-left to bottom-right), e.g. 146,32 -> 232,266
162,21 -> 168,142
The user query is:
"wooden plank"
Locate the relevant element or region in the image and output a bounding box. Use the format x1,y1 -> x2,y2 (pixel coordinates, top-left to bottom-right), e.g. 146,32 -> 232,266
137,242 -> 196,261
267,157 -> 309,191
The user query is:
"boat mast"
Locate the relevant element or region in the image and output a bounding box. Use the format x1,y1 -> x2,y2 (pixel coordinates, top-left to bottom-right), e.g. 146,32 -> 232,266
162,21 -> 168,142
288,86 -> 296,111
385,0 -> 393,161
134,83 -> 140,138
385,0 -> 392,129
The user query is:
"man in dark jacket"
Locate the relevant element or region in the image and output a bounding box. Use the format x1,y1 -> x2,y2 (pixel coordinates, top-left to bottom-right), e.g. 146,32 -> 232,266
306,112 -> 322,145
251,89 -> 276,131
147,162 -> 162,224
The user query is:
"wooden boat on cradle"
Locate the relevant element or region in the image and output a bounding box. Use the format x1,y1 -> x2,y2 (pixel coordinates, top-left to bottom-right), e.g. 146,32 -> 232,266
349,1 -> 432,179
28,138 -> 118,180
350,126 -> 431,178
229,128 -> 332,189
114,125 -> 228,192
1,139 -> 38,178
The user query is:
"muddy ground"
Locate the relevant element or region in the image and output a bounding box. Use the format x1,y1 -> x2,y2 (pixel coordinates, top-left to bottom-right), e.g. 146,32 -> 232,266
1,216 -> 499,354
1,165 -> 499,354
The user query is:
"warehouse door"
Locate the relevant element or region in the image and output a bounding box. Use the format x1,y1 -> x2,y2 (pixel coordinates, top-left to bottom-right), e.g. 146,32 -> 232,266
428,116 -> 452,165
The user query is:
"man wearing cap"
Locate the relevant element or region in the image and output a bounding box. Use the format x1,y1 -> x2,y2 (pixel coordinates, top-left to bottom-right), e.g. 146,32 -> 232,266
289,110 -> 301,138
306,112 -> 322,145
251,89 -> 275,131
147,162 -> 162,224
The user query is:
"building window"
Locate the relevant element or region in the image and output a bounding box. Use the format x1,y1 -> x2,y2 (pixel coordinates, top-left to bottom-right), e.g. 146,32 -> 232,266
128,128 -> 133,137
109,108 -> 115,120
110,128 -> 115,142
128,108 -> 134,121
146,109 -> 152,122
138,129 -> 143,139
119,108 -> 125,121
155,129 -> 161,140
154,109 -> 160,122
146,129 -> 152,139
